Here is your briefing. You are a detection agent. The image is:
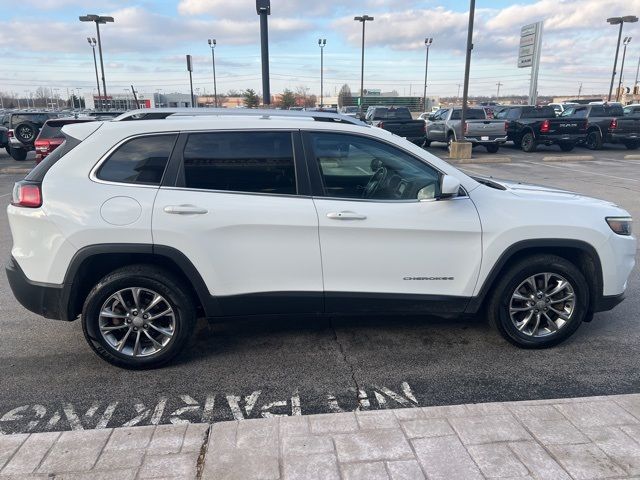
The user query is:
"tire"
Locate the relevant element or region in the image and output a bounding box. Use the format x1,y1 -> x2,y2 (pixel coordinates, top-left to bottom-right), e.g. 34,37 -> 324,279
624,140 -> 639,150
487,254 -> 589,348
81,265 -> 197,369
585,130 -> 603,150
9,146 -> 27,161
422,138 -> 431,148
5,147 -> 10,155
520,132 -> 537,152
13,122 -> 38,144
559,142 -> 575,152
446,133 -> 454,152
485,144 -> 499,153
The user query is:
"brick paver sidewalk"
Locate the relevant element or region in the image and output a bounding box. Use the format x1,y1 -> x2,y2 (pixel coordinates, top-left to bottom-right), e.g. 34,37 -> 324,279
1,394 -> 640,479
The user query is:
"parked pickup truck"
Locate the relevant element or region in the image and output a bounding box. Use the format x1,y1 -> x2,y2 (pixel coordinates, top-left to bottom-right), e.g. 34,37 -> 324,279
364,106 -> 426,145
424,107 -> 507,153
561,104 -> 640,150
495,105 -> 586,152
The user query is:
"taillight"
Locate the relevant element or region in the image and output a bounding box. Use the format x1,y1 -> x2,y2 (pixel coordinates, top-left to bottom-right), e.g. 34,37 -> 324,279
7,130 -> 13,138
540,119 -> 550,133
35,139 -> 50,153
505,121 -> 510,131
11,182 -> 42,208
378,121 -> 384,129
610,118 -> 618,130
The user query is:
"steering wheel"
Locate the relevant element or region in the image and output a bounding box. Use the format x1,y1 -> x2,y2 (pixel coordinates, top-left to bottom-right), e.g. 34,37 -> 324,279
362,166 -> 388,199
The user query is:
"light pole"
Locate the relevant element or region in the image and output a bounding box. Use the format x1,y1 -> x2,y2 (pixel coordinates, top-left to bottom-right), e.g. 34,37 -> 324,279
496,81 -> 503,99
354,15 -> 374,115
208,39 -> 218,107
617,36 -> 632,101
459,0 -> 476,152
257,0 -> 271,106
79,14 -> 114,109
423,37 -> 433,112
87,37 -> 102,110
607,16 -> 638,102
635,56 -> 640,89
318,38 -> 326,107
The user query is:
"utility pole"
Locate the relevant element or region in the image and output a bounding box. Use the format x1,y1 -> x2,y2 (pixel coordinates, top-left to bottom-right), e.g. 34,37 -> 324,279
208,39 -> 218,107
318,38 -> 326,107
496,81 -> 503,99
354,15 -> 374,115
460,0 -> 476,142
635,55 -> 640,88
87,38 -> 102,110
257,0 -> 271,105
423,38 -> 433,112
617,36 -> 632,101
186,55 -> 195,107
578,82 -> 583,100
457,84 -> 461,98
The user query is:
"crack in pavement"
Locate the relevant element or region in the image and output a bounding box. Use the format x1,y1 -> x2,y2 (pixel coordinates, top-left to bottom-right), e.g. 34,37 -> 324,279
195,425 -> 211,479
329,317 -> 363,409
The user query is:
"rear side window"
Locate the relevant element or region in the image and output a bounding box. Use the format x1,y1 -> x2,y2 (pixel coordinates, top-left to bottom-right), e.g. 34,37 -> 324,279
97,134 -> 177,185
522,106 -> 555,118
179,131 -> 296,195
451,109 -> 485,120
39,120 -> 94,139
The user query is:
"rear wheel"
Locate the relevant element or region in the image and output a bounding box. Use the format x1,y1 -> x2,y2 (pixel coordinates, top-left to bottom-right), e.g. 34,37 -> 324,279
624,140 -> 639,150
9,147 -> 27,161
558,142 -> 575,152
520,132 -> 537,152
488,254 -> 588,348
585,130 -> 603,150
446,133 -> 455,152
485,144 -> 500,154
82,265 -> 196,369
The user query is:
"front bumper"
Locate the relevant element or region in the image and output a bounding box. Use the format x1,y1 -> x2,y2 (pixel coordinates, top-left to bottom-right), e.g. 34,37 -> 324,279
6,256 -> 66,320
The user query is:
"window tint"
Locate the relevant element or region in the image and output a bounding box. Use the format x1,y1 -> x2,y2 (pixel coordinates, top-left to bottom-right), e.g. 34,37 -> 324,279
522,106 -> 555,118
495,109 -> 509,119
309,132 -> 440,201
181,131 -> 296,195
97,134 -> 176,185
604,105 -> 624,116
450,109 -> 485,120
590,106 -> 605,117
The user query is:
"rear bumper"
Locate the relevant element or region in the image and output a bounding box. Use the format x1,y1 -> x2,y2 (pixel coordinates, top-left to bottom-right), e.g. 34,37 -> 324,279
539,133 -> 584,144
465,136 -> 507,144
608,132 -> 640,143
6,256 -> 67,320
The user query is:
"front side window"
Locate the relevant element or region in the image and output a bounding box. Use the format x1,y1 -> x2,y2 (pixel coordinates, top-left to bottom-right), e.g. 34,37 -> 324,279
309,132 -> 440,201
180,131 -> 296,195
97,134 -> 177,185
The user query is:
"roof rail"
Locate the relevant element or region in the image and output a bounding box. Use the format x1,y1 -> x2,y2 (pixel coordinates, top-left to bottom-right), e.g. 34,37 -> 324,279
112,108 -> 368,126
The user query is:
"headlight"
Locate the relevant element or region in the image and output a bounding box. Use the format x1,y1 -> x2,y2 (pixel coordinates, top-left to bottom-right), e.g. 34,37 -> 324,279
606,217 -> 632,236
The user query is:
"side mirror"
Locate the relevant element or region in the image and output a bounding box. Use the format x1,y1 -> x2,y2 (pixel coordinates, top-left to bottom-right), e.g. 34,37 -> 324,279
439,175 -> 461,199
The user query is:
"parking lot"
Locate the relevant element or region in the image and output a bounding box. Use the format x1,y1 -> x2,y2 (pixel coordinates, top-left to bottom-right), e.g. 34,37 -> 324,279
0,146 -> 638,435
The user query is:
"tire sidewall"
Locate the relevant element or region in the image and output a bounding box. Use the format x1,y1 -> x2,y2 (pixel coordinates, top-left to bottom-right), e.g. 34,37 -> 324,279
82,271 -> 195,369
521,133 -> 536,152
492,258 -> 588,348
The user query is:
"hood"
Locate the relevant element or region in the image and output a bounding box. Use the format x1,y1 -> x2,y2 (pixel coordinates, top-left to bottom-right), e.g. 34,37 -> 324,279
472,175 -> 621,208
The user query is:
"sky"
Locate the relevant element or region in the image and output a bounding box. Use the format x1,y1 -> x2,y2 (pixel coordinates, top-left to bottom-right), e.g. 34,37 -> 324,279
1,0 -> 640,100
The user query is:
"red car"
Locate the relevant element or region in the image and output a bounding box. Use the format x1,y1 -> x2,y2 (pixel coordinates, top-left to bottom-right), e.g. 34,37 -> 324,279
34,118 -> 97,164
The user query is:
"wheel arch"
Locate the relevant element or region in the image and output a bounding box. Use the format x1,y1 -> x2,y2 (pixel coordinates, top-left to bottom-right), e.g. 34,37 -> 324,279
466,239 -> 603,315
63,244 -> 218,321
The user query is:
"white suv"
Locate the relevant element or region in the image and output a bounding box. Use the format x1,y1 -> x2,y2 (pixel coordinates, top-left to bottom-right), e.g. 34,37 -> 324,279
6,110 -> 636,368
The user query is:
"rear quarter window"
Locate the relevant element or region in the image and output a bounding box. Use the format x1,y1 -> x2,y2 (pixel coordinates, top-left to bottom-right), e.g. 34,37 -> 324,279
96,134 -> 177,185
25,136 -> 82,182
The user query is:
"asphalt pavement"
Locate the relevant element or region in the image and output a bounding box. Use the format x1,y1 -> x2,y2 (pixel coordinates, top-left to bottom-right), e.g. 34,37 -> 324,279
0,146 -> 638,435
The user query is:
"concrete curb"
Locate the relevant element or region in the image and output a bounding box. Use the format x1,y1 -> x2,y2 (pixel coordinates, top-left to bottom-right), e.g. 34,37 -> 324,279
449,156 -> 511,165
542,155 -> 594,162
624,154 -> 640,160
3,393 -> 639,479
0,167 -> 30,175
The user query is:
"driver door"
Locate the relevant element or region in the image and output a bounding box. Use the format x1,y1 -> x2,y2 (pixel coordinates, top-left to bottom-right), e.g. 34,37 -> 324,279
303,131 -> 482,314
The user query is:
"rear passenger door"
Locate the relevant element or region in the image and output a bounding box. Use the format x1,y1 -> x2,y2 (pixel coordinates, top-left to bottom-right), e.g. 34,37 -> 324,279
152,130 -> 323,316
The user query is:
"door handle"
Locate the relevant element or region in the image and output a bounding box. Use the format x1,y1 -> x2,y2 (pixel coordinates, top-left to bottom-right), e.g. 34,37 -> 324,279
327,211 -> 367,220
163,205 -> 208,215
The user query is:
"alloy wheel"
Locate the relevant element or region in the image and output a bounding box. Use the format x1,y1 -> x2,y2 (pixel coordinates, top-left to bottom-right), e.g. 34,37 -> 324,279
98,287 -> 176,357
508,272 -> 575,338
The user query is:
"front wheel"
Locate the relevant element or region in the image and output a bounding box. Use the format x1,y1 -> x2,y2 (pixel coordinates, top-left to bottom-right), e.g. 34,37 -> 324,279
487,254 -> 588,348
585,130 -> 603,150
624,140 -> 639,150
9,147 -> 27,161
485,144 -> 500,154
82,265 -> 196,369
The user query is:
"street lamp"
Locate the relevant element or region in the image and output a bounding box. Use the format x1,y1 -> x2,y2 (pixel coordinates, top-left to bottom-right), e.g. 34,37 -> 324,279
257,0 -> 271,106
87,37 -> 102,110
457,0 -> 476,158
208,39 -> 218,107
617,36 -> 632,101
423,37 -> 433,113
354,15 -> 374,115
607,16 -> 638,101
79,14 -> 114,109
318,38 -> 326,107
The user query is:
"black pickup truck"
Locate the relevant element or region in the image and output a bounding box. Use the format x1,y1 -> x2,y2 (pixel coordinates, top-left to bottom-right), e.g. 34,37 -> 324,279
364,106 -> 426,145
495,105 -> 587,152
561,104 -> 640,150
